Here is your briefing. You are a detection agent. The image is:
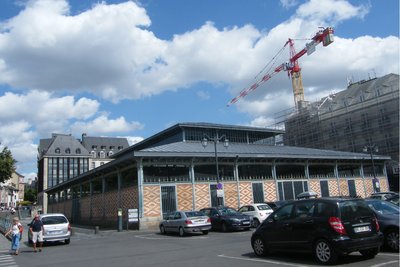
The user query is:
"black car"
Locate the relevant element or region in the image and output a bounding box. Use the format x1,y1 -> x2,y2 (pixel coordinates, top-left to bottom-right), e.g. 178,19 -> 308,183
251,198 -> 383,265
264,200 -> 292,211
364,198 -> 399,251
200,206 -> 251,232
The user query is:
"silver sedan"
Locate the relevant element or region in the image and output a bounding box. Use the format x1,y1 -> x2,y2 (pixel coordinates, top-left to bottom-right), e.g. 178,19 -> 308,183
159,211 -> 211,237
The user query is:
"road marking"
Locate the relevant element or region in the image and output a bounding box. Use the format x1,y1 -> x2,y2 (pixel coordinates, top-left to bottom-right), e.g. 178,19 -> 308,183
217,254 -> 311,267
370,260 -> 399,267
135,234 -> 208,240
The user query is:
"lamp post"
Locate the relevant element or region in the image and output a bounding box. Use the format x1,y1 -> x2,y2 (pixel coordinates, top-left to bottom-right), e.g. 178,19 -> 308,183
201,134 -> 229,206
363,144 -> 380,193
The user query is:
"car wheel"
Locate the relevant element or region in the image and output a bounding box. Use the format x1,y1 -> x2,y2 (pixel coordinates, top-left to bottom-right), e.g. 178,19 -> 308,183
202,230 -> 209,235
385,229 -> 399,251
359,247 -> 379,259
252,236 -> 268,256
160,225 -> 166,234
179,227 -> 185,237
314,239 -> 338,265
221,222 -> 227,232
64,239 -> 70,245
252,218 -> 260,228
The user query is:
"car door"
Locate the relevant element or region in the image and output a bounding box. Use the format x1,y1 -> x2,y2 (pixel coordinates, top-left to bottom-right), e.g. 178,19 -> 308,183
262,203 -> 295,250
290,200 -> 316,250
170,211 -> 182,233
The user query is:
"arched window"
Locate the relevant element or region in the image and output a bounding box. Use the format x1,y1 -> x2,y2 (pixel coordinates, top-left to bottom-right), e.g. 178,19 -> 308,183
108,151 -> 114,157
55,148 -> 61,154
76,148 -> 81,154
65,148 -> 71,154
99,151 -> 106,159
91,151 -> 96,158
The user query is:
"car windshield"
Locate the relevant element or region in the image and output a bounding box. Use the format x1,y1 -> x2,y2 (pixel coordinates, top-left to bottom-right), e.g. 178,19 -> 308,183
367,200 -> 400,215
339,200 -> 373,220
218,208 -> 238,215
257,204 -> 272,211
185,211 -> 205,217
41,216 -> 68,225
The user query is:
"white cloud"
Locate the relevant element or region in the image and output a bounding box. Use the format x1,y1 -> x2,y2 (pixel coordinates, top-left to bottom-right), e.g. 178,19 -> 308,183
123,136 -> 144,146
280,0 -> 299,9
70,115 -> 144,135
197,90 -> 210,100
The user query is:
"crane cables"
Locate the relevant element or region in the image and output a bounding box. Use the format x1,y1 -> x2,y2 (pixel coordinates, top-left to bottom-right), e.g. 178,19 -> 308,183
227,41 -> 289,107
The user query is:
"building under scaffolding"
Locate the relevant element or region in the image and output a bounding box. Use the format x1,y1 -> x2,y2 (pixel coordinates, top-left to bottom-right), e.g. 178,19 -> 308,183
277,73 -> 399,190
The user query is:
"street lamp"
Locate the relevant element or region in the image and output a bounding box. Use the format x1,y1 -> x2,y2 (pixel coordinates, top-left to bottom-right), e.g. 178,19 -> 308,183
201,134 -> 229,206
363,144 -> 380,193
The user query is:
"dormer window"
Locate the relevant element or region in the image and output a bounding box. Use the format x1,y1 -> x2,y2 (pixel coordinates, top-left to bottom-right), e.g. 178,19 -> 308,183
101,145 -> 106,150
92,145 -> 97,150
118,146 -> 123,150
108,151 -> 114,157
55,148 -> 61,154
76,148 -> 81,154
91,151 -> 96,158
99,151 -> 106,158
65,148 -> 71,154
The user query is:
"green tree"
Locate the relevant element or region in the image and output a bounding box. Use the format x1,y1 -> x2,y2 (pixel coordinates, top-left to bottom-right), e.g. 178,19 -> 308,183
0,145 -> 17,183
24,188 -> 37,203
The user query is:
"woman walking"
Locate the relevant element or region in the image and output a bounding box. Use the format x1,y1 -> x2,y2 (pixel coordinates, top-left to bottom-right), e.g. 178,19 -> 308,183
5,217 -> 21,255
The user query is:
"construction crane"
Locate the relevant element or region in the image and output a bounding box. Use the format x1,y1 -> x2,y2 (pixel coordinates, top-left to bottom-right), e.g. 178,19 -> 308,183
227,27 -> 334,110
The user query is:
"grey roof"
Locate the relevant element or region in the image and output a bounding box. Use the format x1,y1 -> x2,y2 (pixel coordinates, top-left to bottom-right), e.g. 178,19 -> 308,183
81,136 -> 129,154
39,134 -> 89,157
313,73 -> 398,115
134,141 -> 390,161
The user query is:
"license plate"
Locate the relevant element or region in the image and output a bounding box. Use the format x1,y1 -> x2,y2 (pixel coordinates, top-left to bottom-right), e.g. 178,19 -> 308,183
242,221 -> 250,225
49,231 -> 63,235
193,220 -> 206,224
354,226 -> 371,233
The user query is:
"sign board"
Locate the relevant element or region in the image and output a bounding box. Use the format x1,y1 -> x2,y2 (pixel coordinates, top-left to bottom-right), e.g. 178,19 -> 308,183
217,189 -> 224,198
128,208 -> 139,223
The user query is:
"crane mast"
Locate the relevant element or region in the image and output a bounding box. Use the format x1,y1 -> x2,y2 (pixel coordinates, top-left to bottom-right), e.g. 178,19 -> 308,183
227,27 -> 334,110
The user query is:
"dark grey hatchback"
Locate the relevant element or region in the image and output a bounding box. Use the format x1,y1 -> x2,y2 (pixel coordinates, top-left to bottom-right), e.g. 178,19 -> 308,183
251,198 -> 383,265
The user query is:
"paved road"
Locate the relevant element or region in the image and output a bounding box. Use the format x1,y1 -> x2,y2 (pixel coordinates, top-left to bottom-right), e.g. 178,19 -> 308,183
1,225 -> 398,267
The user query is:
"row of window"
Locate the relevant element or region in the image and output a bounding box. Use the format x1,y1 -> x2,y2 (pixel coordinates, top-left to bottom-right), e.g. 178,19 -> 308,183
91,145 -> 124,150
90,150 -> 113,158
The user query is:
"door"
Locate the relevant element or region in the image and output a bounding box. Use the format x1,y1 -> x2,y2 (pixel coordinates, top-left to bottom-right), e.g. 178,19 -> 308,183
264,203 -> 295,250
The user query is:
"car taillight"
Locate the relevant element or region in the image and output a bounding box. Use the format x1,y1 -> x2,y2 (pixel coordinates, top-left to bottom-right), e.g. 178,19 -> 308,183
207,218 -> 211,223
68,223 -> 71,231
373,217 -> 380,232
329,217 -> 347,235
185,220 -> 193,225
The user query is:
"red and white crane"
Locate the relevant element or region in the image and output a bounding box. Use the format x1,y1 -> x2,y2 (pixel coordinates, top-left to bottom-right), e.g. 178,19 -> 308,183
227,27 -> 334,110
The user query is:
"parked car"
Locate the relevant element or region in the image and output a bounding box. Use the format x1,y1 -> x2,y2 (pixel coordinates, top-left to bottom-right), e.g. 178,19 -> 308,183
386,195 -> 399,206
369,191 -> 399,201
251,198 -> 383,265
200,206 -> 251,232
264,200 -> 292,211
238,203 -> 273,227
364,198 -> 399,251
159,210 -> 211,236
28,213 -> 71,244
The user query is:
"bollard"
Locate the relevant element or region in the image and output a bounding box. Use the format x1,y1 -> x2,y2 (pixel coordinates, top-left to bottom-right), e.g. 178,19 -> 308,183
94,226 -> 99,234
117,208 -> 122,232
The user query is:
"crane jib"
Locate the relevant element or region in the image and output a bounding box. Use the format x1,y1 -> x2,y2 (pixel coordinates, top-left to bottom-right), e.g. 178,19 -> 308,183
227,27 -> 334,107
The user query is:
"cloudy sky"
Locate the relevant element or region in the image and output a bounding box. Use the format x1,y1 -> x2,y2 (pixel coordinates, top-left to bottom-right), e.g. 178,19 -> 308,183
0,0 -> 398,181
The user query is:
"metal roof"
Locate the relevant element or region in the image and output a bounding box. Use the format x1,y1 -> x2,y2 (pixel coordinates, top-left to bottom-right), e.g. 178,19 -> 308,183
134,141 -> 390,160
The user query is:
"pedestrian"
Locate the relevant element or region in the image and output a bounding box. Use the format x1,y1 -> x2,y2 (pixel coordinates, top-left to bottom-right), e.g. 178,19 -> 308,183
29,214 -> 44,252
4,217 -> 21,255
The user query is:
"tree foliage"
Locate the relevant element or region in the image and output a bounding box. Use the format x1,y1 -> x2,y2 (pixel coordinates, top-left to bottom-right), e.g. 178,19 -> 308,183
0,145 -> 17,183
24,188 -> 37,203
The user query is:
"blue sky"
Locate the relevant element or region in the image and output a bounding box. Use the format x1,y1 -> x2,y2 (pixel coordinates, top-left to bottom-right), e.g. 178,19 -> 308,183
0,0 -> 398,180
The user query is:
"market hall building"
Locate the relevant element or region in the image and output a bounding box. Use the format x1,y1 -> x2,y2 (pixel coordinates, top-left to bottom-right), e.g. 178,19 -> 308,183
44,123 -> 390,230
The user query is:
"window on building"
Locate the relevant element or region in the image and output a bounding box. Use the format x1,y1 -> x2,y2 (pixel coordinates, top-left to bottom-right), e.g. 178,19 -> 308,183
108,151 -> 114,157
76,148 -> 81,154
91,162 -> 96,169
278,181 -> 308,200
92,145 -> 97,150
252,183 -> 264,203
348,180 -> 357,197
65,148 -> 71,154
55,148 -> 61,154
320,180 -> 330,197
101,146 -> 106,150
99,151 -> 106,158
161,186 -> 177,219
91,151 -> 96,158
